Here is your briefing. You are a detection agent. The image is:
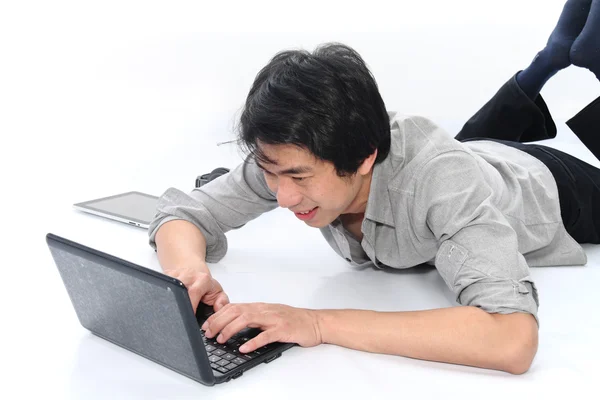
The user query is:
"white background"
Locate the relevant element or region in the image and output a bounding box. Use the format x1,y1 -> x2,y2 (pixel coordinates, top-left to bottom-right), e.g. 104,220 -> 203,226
1,0 -> 599,399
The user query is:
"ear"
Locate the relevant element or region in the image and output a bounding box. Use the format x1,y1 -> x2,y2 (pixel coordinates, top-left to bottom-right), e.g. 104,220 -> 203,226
357,149 -> 378,176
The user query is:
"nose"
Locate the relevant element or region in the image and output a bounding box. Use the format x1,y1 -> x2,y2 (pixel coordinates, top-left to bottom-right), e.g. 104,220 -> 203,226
275,178 -> 302,209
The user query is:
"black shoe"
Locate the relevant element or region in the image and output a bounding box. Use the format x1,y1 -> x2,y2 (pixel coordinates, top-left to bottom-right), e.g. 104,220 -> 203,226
566,96 -> 600,162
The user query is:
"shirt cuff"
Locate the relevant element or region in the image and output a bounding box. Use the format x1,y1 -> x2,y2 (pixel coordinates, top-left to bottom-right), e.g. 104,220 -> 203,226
458,277 -> 540,327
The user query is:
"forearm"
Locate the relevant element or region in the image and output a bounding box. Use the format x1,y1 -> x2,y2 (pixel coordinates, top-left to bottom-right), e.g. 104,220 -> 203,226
154,219 -> 210,275
316,306 -> 538,374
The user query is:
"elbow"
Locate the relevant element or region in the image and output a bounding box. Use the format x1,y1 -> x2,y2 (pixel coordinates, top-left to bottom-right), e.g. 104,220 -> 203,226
502,321 -> 539,375
505,351 -> 535,375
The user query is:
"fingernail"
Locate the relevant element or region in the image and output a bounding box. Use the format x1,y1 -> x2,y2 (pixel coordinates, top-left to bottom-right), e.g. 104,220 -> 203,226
239,344 -> 248,352
205,330 -> 211,337
217,334 -> 224,343
201,322 -> 207,330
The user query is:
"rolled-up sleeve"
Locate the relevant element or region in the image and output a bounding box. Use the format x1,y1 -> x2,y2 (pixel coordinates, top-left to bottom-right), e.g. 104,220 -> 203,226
415,150 -> 540,326
148,157 -> 278,263
435,240 -> 539,326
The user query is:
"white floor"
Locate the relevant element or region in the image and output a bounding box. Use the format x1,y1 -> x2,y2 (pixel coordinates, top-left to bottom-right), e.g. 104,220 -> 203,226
2,0 -> 599,398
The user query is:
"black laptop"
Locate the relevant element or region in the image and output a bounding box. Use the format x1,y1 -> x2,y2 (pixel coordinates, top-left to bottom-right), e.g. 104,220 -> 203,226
45,233 -> 295,386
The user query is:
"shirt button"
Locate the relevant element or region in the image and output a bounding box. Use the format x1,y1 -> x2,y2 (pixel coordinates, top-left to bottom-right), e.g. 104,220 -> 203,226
345,258 -> 352,262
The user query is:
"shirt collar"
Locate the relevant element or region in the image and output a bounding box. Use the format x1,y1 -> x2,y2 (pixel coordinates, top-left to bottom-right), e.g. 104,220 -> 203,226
364,113 -> 404,226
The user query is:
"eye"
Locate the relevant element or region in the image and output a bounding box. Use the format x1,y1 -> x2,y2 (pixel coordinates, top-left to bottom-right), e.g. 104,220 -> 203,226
292,176 -> 307,182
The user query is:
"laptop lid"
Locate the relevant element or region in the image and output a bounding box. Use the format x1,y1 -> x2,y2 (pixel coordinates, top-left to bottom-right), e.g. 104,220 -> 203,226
45,233 -> 217,386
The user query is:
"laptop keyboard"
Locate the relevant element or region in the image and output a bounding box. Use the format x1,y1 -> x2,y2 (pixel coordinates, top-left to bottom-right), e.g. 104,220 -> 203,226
200,327 -> 278,374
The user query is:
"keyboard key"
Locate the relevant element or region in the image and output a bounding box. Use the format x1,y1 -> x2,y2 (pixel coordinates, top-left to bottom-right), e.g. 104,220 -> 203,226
222,353 -> 236,361
210,363 -> 219,369
224,363 -> 238,370
217,367 -> 228,374
232,357 -> 247,365
205,345 -> 216,352
226,338 -> 238,345
208,355 -> 221,363
217,359 -> 230,367
213,349 -> 226,356
249,346 -> 270,357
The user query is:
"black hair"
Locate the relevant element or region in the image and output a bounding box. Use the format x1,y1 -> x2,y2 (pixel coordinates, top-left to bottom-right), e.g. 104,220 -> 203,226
237,42 -> 391,177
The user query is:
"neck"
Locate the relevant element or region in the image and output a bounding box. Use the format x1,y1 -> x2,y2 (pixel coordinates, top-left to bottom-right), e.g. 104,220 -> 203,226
343,169 -> 373,215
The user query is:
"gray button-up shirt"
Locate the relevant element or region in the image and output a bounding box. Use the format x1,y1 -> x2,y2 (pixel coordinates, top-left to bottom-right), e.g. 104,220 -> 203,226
148,113 -> 588,325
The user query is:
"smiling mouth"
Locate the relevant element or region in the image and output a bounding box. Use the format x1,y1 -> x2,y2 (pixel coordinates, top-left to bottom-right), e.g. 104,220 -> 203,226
294,206 -> 318,221
297,208 -> 315,215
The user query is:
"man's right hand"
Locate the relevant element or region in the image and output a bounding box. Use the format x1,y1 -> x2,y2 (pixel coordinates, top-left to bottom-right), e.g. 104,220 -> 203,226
154,220 -> 229,313
168,266 -> 230,314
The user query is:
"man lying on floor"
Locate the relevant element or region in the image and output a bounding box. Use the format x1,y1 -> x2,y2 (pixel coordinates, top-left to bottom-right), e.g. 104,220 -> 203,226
149,0 -> 600,375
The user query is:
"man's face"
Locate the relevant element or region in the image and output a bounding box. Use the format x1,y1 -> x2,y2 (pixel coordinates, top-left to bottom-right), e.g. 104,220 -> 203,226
256,142 -> 373,228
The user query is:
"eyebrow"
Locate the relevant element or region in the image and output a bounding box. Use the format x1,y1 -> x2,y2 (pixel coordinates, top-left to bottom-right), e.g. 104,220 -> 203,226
256,162 -> 313,175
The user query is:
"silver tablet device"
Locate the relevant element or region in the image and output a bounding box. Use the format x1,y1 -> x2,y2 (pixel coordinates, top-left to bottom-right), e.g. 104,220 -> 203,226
73,191 -> 159,229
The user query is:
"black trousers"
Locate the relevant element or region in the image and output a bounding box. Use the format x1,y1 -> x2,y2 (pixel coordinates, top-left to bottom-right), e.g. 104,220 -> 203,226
455,73 -> 600,244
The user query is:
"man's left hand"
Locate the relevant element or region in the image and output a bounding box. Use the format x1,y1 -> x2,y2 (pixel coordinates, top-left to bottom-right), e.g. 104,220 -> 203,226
201,303 -> 323,353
